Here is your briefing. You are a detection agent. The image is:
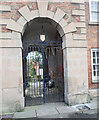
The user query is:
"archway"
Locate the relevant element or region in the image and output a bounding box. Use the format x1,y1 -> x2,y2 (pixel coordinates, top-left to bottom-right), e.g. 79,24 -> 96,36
5,1 -> 88,110
22,18 -> 64,106
6,3 -> 78,106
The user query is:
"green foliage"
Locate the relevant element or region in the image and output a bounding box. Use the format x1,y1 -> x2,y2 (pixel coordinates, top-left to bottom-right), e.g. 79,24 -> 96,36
27,60 -> 36,78
17,109 -> 24,112
37,75 -> 41,79
90,96 -> 93,101
27,51 -> 43,78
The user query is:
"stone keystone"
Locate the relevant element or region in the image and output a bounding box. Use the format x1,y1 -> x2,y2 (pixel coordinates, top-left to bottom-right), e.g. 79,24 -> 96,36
37,0 -> 48,17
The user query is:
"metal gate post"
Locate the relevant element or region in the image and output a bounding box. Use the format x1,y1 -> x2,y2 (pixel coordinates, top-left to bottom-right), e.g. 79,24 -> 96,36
42,47 -> 46,103
22,50 -> 26,106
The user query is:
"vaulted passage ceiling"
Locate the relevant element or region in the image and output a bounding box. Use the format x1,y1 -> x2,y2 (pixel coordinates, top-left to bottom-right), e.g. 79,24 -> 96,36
22,18 -> 62,45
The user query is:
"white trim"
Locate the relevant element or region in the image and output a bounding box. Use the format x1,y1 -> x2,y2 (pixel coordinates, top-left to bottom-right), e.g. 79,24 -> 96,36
88,21 -> 99,24
91,48 -> 99,83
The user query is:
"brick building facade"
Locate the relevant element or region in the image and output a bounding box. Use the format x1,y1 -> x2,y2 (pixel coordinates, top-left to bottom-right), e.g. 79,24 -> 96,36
85,1 -> 99,94
0,0 -> 98,113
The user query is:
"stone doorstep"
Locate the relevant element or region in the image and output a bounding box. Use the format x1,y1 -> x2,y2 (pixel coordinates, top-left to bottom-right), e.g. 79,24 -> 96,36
13,108 -> 36,119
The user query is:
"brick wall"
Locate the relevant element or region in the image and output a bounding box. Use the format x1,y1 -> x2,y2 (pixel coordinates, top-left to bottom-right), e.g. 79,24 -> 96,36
85,2 -> 99,89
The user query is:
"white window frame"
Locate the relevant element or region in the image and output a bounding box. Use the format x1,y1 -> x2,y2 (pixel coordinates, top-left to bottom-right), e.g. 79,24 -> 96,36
89,0 -> 99,22
91,48 -> 99,83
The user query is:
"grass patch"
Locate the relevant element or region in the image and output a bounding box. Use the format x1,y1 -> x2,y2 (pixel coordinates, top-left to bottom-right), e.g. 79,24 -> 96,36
90,96 -> 93,101
17,109 -> 24,112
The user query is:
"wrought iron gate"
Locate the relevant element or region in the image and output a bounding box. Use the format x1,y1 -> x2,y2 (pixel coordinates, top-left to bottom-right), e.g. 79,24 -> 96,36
23,42 -> 64,106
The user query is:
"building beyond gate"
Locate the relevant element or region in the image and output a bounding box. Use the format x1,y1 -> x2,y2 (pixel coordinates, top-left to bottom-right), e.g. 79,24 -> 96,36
1,0 -> 97,113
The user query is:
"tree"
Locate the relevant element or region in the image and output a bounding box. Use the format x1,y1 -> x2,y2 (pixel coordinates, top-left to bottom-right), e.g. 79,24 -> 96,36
26,51 -> 43,78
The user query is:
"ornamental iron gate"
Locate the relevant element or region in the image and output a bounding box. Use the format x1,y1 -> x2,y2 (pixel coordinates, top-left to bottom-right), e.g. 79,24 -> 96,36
23,41 -> 64,106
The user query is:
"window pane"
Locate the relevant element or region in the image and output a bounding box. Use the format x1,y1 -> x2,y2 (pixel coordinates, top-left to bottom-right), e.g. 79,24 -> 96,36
93,71 -> 96,76
93,65 -> 96,70
91,12 -> 97,21
97,52 -> 99,57
97,2 -> 99,11
93,58 -> 96,63
91,12 -> 99,21
97,71 -> 99,76
97,58 -> 99,63
93,52 -> 95,57
91,1 -> 98,11
97,65 -> 99,70
91,49 -> 99,81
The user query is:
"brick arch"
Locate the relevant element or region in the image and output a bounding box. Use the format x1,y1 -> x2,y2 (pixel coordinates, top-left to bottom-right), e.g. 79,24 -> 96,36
6,2 -> 77,42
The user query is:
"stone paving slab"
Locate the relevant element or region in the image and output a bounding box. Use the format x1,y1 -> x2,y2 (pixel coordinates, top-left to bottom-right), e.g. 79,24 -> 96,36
36,106 -> 58,117
56,106 -> 79,114
13,107 -> 36,119
13,103 -> 66,119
